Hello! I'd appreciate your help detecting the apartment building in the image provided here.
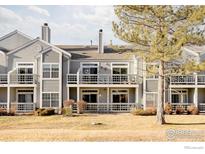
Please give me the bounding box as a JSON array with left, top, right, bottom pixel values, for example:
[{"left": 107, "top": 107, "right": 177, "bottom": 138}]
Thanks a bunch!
[{"left": 0, "top": 23, "right": 204, "bottom": 113}]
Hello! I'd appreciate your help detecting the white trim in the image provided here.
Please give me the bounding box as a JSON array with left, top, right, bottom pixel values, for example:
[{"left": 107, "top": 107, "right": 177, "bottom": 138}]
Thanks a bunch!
[
  {"left": 111, "top": 88, "right": 129, "bottom": 103},
  {"left": 59, "top": 52, "right": 62, "bottom": 112},
  {"left": 7, "top": 38, "right": 39, "bottom": 55},
  {"left": 0, "top": 30, "right": 33, "bottom": 42},
  {"left": 40, "top": 54, "right": 43, "bottom": 108},
  {"left": 38, "top": 40, "right": 71, "bottom": 57}
]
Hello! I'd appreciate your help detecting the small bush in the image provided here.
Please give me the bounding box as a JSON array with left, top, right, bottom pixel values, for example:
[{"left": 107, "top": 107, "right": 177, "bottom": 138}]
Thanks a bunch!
[
  {"left": 35, "top": 108, "right": 55, "bottom": 116},
  {"left": 175, "top": 106, "right": 185, "bottom": 114},
  {"left": 145, "top": 107, "right": 157, "bottom": 115},
  {"left": 63, "top": 99, "right": 75, "bottom": 108},
  {"left": 0, "top": 108, "right": 7, "bottom": 116},
  {"left": 164, "top": 103, "right": 173, "bottom": 115},
  {"left": 130, "top": 108, "right": 144, "bottom": 115},
  {"left": 76, "top": 100, "right": 87, "bottom": 114},
  {"left": 130, "top": 107, "right": 156, "bottom": 116},
  {"left": 62, "top": 107, "right": 72, "bottom": 116},
  {"left": 187, "top": 104, "right": 199, "bottom": 115}
]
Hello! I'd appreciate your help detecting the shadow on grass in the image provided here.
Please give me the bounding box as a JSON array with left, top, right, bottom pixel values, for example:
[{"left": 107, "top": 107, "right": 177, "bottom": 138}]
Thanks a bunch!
[{"left": 165, "top": 122, "right": 205, "bottom": 125}]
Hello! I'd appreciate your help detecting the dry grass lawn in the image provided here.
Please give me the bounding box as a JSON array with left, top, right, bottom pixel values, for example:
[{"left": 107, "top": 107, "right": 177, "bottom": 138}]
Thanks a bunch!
[{"left": 0, "top": 113, "right": 205, "bottom": 141}]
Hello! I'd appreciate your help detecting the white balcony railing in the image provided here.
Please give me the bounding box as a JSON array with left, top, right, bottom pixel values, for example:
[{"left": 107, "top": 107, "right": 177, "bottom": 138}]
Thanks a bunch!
[
  {"left": 171, "top": 103, "right": 191, "bottom": 111},
  {"left": 170, "top": 75, "right": 205, "bottom": 85},
  {"left": 199, "top": 103, "right": 205, "bottom": 112},
  {"left": 72, "top": 102, "right": 137, "bottom": 112},
  {"left": 0, "top": 102, "right": 7, "bottom": 109},
  {"left": 0, "top": 74, "right": 38, "bottom": 84},
  {"left": 170, "top": 75, "right": 195, "bottom": 85},
  {"left": 67, "top": 74, "right": 140, "bottom": 84},
  {"left": 11, "top": 102, "right": 35, "bottom": 112}
]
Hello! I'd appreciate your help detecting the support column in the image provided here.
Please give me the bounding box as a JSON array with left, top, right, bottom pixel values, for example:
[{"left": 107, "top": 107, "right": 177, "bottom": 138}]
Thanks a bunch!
[
  {"left": 67, "top": 87, "right": 70, "bottom": 100},
  {"left": 7, "top": 86, "right": 10, "bottom": 113},
  {"left": 169, "top": 87, "right": 172, "bottom": 103},
  {"left": 40, "top": 54, "right": 43, "bottom": 108},
  {"left": 77, "top": 87, "right": 80, "bottom": 101},
  {"left": 135, "top": 87, "right": 138, "bottom": 103},
  {"left": 194, "top": 88, "right": 198, "bottom": 107},
  {"left": 143, "top": 61, "right": 146, "bottom": 110},
  {"left": 34, "top": 86, "right": 37, "bottom": 109},
  {"left": 107, "top": 87, "right": 109, "bottom": 112}
]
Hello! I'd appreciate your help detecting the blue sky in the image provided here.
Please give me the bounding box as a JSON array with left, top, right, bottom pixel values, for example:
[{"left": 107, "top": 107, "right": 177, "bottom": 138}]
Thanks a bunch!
[{"left": 0, "top": 5, "right": 125, "bottom": 45}]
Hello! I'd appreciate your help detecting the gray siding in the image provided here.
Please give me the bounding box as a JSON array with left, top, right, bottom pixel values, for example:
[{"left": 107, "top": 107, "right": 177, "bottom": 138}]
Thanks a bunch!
[
  {"left": 198, "top": 88, "right": 205, "bottom": 103},
  {"left": 42, "top": 80, "right": 59, "bottom": 92},
  {"left": 8, "top": 41, "right": 49, "bottom": 71},
  {"left": 0, "top": 88, "right": 7, "bottom": 102},
  {"left": 0, "top": 52, "right": 6, "bottom": 73},
  {"left": 188, "top": 88, "right": 194, "bottom": 103},
  {"left": 43, "top": 50, "right": 59, "bottom": 63},
  {"left": 146, "top": 80, "right": 158, "bottom": 92},
  {"left": 62, "top": 56, "right": 69, "bottom": 101},
  {"left": 0, "top": 32, "right": 31, "bottom": 51},
  {"left": 69, "top": 87, "right": 77, "bottom": 101}
]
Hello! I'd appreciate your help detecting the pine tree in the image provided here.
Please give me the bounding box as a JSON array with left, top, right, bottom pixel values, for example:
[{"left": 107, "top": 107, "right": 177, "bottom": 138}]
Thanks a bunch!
[{"left": 113, "top": 6, "right": 205, "bottom": 124}]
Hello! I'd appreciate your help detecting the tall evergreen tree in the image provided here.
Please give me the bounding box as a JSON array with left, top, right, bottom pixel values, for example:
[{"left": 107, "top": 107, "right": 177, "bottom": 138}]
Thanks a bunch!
[{"left": 113, "top": 6, "right": 205, "bottom": 124}]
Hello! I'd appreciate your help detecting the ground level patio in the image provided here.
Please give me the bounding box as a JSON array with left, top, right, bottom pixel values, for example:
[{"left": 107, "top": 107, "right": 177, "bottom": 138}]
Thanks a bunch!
[{"left": 0, "top": 114, "right": 204, "bottom": 141}]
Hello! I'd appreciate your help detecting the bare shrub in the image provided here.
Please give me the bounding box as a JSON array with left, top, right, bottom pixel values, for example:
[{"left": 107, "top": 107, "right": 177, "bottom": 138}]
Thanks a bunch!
[
  {"left": 164, "top": 102, "right": 172, "bottom": 115},
  {"left": 187, "top": 104, "right": 199, "bottom": 115},
  {"left": 76, "top": 100, "right": 87, "bottom": 114},
  {"left": 175, "top": 106, "right": 185, "bottom": 114},
  {"left": 63, "top": 99, "right": 75, "bottom": 108}
]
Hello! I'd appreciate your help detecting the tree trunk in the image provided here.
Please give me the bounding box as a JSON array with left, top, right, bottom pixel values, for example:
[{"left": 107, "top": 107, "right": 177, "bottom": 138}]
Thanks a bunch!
[{"left": 156, "top": 61, "right": 166, "bottom": 124}]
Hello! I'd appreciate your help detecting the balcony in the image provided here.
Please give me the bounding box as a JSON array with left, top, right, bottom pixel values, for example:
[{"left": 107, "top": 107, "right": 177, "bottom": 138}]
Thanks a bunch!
[
  {"left": 170, "top": 75, "right": 205, "bottom": 85},
  {"left": 0, "top": 74, "right": 38, "bottom": 85},
  {"left": 67, "top": 74, "right": 140, "bottom": 85}
]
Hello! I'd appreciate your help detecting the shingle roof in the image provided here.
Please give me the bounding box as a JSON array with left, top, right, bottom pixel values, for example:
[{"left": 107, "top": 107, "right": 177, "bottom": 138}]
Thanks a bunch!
[{"left": 56, "top": 45, "right": 134, "bottom": 60}]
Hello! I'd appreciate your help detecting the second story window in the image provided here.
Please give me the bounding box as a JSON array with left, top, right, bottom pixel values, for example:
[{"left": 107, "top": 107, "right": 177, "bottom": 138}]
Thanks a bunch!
[{"left": 43, "top": 63, "right": 59, "bottom": 78}]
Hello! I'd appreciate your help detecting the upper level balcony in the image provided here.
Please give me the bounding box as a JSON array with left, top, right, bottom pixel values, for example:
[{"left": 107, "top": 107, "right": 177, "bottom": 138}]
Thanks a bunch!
[
  {"left": 67, "top": 74, "right": 140, "bottom": 85},
  {"left": 0, "top": 74, "right": 38, "bottom": 85},
  {"left": 170, "top": 75, "right": 205, "bottom": 85}
]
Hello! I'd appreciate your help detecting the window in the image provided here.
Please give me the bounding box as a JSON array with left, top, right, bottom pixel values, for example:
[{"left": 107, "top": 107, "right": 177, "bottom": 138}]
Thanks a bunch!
[
  {"left": 81, "top": 63, "right": 98, "bottom": 74},
  {"left": 42, "top": 93, "right": 59, "bottom": 107},
  {"left": 171, "top": 90, "right": 188, "bottom": 104},
  {"left": 43, "top": 64, "right": 59, "bottom": 78},
  {"left": 17, "top": 89, "right": 34, "bottom": 103},
  {"left": 112, "top": 89, "right": 128, "bottom": 103},
  {"left": 81, "top": 89, "right": 98, "bottom": 103},
  {"left": 112, "top": 63, "right": 128, "bottom": 74}
]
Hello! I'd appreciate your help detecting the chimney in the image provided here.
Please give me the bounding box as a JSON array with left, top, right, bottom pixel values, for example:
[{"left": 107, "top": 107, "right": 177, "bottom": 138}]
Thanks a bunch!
[
  {"left": 41, "top": 23, "right": 51, "bottom": 43},
  {"left": 98, "top": 29, "right": 104, "bottom": 54}
]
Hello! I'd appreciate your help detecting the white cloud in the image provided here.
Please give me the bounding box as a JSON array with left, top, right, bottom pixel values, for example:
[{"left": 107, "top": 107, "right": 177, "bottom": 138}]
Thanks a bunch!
[
  {"left": 27, "top": 5, "right": 50, "bottom": 17},
  {"left": 73, "top": 6, "right": 115, "bottom": 26},
  {"left": 0, "top": 7, "right": 22, "bottom": 23},
  {"left": 0, "top": 6, "right": 124, "bottom": 45}
]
